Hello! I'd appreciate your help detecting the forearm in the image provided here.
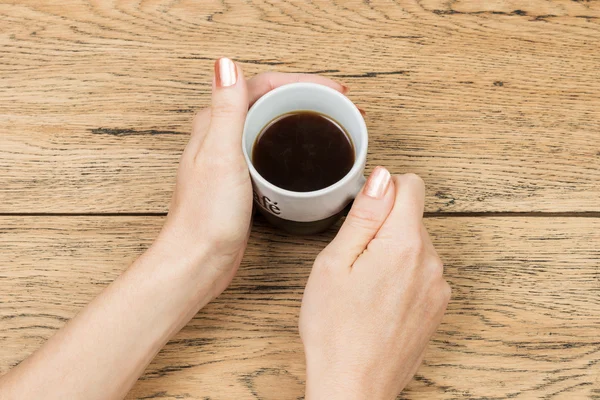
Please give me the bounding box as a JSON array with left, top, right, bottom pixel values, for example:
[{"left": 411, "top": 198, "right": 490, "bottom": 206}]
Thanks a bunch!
[{"left": 0, "top": 242, "right": 215, "bottom": 400}]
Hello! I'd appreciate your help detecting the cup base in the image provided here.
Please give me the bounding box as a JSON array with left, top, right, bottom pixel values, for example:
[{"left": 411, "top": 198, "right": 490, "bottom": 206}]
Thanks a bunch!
[{"left": 257, "top": 201, "right": 353, "bottom": 235}]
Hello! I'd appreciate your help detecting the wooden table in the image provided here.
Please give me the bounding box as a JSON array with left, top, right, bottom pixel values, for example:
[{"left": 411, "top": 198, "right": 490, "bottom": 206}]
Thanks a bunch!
[{"left": 1, "top": 1, "right": 599, "bottom": 399}]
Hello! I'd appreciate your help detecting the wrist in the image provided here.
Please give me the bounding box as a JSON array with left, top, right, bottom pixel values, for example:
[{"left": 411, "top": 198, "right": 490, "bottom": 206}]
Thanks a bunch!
[
  {"left": 305, "top": 353, "right": 395, "bottom": 400},
  {"left": 152, "top": 227, "right": 211, "bottom": 269},
  {"left": 135, "top": 238, "right": 216, "bottom": 307},
  {"left": 150, "top": 229, "right": 241, "bottom": 300},
  {"left": 305, "top": 363, "right": 372, "bottom": 400},
  {"left": 305, "top": 376, "right": 371, "bottom": 400}
]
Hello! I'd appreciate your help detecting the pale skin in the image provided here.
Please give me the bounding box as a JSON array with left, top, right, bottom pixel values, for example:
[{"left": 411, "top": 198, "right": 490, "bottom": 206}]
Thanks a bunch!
[{"left": 0, "top": 59, "right": 450, "bottom": 400}]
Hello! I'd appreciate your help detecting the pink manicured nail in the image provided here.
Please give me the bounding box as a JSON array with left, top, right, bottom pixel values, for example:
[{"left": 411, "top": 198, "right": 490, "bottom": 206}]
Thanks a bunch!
[
  {"left": 214, "top": 57, "right": 237, "bottom": 88},
  {"left": 363, "top": 166, "right": 391, "bottom": 199}
]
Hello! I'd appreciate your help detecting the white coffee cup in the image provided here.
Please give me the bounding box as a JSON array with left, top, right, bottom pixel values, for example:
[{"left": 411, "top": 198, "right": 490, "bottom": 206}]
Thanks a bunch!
[{"left": 242, "top": 83, "right": 368, "bottom": 234}]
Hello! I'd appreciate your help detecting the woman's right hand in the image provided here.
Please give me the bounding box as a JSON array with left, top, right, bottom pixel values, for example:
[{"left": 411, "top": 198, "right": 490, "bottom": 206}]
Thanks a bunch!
[{"left": 299, "top": 168, "right": 451, "bottom": 400}]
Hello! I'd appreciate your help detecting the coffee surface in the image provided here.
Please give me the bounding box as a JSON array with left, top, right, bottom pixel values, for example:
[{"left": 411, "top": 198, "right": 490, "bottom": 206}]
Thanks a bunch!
[{"left": 252, "top": 111, "right": 354, "bottom": 192}]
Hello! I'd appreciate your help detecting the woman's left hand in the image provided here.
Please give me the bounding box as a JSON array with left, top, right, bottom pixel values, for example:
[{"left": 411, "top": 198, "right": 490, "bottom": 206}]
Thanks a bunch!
[
  {"left": 156, "top": 59, "right": 348, "bottom": 298},
  {"left": 0, "top": 59, "right": 348, "bottom": 400}
]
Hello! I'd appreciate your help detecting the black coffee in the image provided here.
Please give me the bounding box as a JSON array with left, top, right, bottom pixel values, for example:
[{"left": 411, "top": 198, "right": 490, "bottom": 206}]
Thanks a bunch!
[{"left": 252, "top": 111, "right": 354, "bottom": 192}]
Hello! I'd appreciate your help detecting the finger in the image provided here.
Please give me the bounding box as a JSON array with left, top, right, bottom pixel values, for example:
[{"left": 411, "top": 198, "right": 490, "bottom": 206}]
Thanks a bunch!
[
  {"left": 377, "top": 173, "right": 425, "bottom": 240},
  {"left": 421, "top": 222, "right": 444, "bottom": 281},
  {"left": 322, "top": 167, "right": 394, "bottom": 267},
  {"left": 202, "top": 58, "right": 249, "bottom": 153},
  {"left": 247, "top": 72, "right": 347, "bottom": 106},
  {"left": 188, "top": 71, "right": 346, "bottom": 154}
]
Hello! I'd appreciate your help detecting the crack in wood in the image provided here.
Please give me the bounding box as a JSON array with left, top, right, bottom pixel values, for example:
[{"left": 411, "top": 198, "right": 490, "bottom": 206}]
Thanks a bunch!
[{"left": 90, "top": 128, "right": 184, "bottom": 136}]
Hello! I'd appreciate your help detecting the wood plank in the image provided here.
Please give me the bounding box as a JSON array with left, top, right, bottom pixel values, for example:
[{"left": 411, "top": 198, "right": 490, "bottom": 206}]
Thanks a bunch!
[
  {"left": 1, "top": 1, "right": 599, "bottom": 213},
  {"left": 1, "top": 216, "right": 598, "bottom": 399}
]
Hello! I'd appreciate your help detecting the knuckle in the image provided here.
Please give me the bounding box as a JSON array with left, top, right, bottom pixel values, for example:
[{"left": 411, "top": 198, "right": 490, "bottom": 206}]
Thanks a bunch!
[
  {"left": 312, "top": 251, "right": 340, "bottom": 281},
  {"left": 210, "top": 102, "right": 237, "bottom": 120},
  {"left": 255, "top": 71, "right": 276, "bottom": 83},
  {"left": 427, "top": 258, "right": 444, "bottom": 278},
  {"left": 346, "top": 207, "right": 380, "bottom": 230},
  {"left": 252, "top": 72, "right": 278, "bottom": 93},
  {"left": 314, "top": 250, "right": 337, "bottom": 270},
  {"left": 440, "top": 281, "right": 452, "bottom": 303},
  {"left": 433, "top": 256, "right": 444, "bottom": 270}
]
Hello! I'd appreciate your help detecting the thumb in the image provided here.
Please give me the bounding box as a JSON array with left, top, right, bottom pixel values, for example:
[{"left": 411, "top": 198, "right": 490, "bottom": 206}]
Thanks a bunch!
[
  {"left": 322, "top": 167, "right": 394, "bottom": 268},
  {"left": 203, "top": 57, "right": 249, "bottom": 153}
]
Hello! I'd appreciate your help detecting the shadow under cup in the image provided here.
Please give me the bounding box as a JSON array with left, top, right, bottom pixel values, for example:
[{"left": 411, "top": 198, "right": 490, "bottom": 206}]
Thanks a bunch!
[{"left": 242, "top": 83, "right": 368, "bottom": 235}]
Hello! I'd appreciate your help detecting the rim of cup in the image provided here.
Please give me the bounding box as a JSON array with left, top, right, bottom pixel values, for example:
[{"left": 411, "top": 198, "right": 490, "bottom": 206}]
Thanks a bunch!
[{"left": 242, "top": 82, "right": 368, "bottom": 199}]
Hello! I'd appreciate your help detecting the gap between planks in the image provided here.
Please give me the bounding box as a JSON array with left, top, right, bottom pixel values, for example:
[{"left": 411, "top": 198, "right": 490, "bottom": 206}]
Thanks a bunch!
[{"left": 0, "top": 212, "right": 599, "bottom": 218}]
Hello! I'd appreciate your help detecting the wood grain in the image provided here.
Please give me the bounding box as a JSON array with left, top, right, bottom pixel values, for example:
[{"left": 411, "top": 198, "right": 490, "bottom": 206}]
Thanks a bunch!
[
  {"left": 1, "top": 0, "right": 599, "bottom": 213},
  {"left": 2, "top": 1, "right": 599, "bottom": 399},
  {"left": 1, "top": 216, "right": 598, "bottom": 399}
]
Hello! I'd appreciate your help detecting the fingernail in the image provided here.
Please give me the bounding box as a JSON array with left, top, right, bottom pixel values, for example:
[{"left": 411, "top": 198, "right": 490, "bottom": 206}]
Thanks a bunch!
[
  {"left": 341, "top": 83, "right": 350, "bottom": 94},
  {"left": 363, "top": 166, "right": 391, "bottom": 199},
  {"left": 357, "top": 106, "right": 366, "bottom": 117},
  {"left": 214, "top": 57, "right": 237, "bottom": 88}
]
